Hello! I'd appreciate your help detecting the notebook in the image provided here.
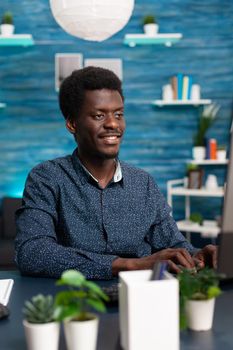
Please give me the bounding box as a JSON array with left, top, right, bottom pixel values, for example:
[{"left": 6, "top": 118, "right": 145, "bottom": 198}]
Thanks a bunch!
[{"left": 0, "top": 279, "right": 14, "bottom": 306}]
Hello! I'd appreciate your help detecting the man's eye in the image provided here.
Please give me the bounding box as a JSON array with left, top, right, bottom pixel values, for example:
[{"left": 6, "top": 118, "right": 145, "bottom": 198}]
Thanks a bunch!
[
  {"left": 115, "top": 112, "right": 124, "bottom": 119},
  {"left": 94, "top": 114, "right": 105, "bottom": 120}
]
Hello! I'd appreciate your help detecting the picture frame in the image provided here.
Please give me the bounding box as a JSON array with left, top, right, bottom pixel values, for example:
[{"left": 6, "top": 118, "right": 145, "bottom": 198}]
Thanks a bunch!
[
  {"left": 188, "top": 169, "right": 204, "bottom": 189},
  {"left": 55, "top": 53, "right": 83, "bottom": 91}
]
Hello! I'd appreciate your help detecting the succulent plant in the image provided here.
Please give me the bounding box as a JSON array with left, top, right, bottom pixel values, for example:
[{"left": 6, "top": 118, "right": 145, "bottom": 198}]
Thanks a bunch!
[
  {"left": 23, "top": 294, "right": 55, "bottom": 323},
  {"left": 142, "top": 15, "right": 157, "bottom": 25},
  {"left": 2, "top": 12, "right": 13, "bottom": 25}
]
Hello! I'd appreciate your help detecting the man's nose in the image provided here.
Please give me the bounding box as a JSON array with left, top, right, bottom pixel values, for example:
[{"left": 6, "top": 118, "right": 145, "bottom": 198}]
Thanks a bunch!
[{"left": 104, "top": 114, "right": 119, "bottom": 128}]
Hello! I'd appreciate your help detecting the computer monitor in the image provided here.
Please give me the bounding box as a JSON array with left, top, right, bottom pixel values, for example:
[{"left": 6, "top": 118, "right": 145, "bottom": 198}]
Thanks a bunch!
[{"left": 217, "top": 120, "right": 233, "bottom": 278}]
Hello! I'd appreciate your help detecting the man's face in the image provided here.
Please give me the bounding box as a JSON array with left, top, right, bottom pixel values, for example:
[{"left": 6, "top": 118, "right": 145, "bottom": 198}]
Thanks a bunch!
[{"left": 67, "top": 89, "right": 125, "bottom": 160}]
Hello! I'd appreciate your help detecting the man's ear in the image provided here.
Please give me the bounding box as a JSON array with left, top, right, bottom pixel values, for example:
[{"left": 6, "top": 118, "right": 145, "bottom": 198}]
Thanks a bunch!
[{"left": 66, "top": 119, "right": 77, "bottom": 134}]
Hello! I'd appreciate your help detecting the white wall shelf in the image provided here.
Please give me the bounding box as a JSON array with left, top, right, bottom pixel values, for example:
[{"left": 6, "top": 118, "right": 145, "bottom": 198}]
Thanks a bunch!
[
  {"left": 177, "top": 220, "right": 220, "bottom": 238},
  {"left": 0, "top": 34, "right": 34, "bottom": 47},
  {"left": 167, "top": 177, "right": 225, "bottom": 240},
  {"left": 124, "top": 33, "right": 182, "bottom": 47},
  {"left": 188, "top": 159, "right": 228, "bottom": 165},
  {"left": 152, "top": 99, "right": 212, "bottom": 107}
]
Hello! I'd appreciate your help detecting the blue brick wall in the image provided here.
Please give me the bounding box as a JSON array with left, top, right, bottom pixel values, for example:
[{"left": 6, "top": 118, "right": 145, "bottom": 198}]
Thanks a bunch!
[{"left": 0, "top": 0, "right": 232, "bottom": 225}]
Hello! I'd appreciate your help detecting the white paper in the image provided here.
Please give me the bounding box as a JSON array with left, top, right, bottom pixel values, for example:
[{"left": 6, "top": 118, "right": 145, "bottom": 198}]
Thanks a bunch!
[{"left": 0, "top": 279, "right": 14, "bottom": 306}]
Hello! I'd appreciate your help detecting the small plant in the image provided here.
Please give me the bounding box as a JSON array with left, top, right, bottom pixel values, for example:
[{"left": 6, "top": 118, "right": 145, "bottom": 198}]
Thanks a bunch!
[
  {"left": 178, "top": 267, "right": 222, "bottom": 329},
  {"left": 2, "top": 12, "right": 13, "bottom": 25},
  {"left": 189, "top": 212, "right": 203, "bottom": 225},
  {"left": 217, "top": 145, "right": 226, "bottom": 151},
  {"left": 142, "top": 15, "right": 157, "bottom": 25},
  {"left": 23, "top": 294, "right": 55, "bottom": 323},
  {"left": 186, "top": 163, "right": 199, "bottom": 172},
  {"left": 54, "top": 270, "right": 109, "bottom": 322},
  {"left": 193, "top": 103, "right": 220, "bottom": 147}
]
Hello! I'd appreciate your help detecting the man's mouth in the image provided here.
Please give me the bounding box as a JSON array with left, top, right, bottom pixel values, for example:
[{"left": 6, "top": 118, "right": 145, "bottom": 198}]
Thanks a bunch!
[{"left": 99, "top": 133, "right": 122, "bottom": 144}]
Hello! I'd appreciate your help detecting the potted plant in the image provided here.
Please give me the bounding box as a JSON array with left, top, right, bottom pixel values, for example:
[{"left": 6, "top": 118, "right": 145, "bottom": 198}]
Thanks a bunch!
[
  {"left": 54, "top": 269, "right": 108, "bottom": 350},
  {"left": 142, "top": 15, "right": 159, "bottom": 36},
  {"left": 178, "top": 267, "right": 222, "bottom": 331},
  {"left": 192, "top": 103, "right": 220, "bottom": 161},
  {"left": 1, "top": 12, "right": 14, "bottom": 36},
  {"left": 23, "top": 294, "right": 60, "bottom": 350},
  {"left": 189, "top": 212, "right": 203, "bottom": 225},
  {"left": 217, "top": 145, "right": 227, "bottom": 161}
]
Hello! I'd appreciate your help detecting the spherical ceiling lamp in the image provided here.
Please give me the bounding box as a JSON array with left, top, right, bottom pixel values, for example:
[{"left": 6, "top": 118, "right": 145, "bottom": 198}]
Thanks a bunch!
[{"left": 50, "top": 0, "right": 135, "bottom": 42}]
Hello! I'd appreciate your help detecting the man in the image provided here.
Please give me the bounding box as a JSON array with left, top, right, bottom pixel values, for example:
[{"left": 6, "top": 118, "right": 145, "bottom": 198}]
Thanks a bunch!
[{"left": 15, "top": 67, "right": 217, "bottom": 279}]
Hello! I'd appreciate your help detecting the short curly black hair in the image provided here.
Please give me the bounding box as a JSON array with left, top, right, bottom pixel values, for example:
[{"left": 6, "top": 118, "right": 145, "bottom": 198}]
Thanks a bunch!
[{"left": 59, "top": 66, "right": 124, "bottom": 121}]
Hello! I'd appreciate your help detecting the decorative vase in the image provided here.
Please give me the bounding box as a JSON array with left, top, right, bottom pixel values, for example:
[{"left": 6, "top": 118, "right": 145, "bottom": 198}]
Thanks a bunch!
[
  {"left": 192, "top": 146, "right": 206, "bottom": 161},
  {"left": 185, "top": 298, "right": 215, "bottom": 331},
  {"left": 143, "top": 23, "right": 159, "bottom": 36},
  {"left": 0, "top": 24, "right": 15, "bottom": 36},
  {"left": 23, "top": 320, "right": 60, "bottom": 350},
  {"left": 64, "top": 316, "right": 99, "bottom": 350}
]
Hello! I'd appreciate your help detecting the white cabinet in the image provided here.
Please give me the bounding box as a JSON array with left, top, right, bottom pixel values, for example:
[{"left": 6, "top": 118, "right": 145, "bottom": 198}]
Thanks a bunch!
[{"left": 167, "top": 160, "right": 228, "bottom": 240}]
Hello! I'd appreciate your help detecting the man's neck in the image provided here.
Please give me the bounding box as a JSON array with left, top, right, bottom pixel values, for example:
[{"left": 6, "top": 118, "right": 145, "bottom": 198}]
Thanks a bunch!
[{"left": 77, "top": 152, "right": 116, "bottom": 189}]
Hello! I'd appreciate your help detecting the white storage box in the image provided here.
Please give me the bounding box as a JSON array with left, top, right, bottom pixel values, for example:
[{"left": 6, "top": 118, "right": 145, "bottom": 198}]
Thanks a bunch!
[{"left": 119, "top": 270, "right": 179, "bottom": 350}]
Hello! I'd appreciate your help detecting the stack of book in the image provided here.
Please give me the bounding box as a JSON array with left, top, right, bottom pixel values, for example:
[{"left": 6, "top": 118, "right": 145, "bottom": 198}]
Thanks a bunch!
[{"left": 170, "top": 74, "right": 193, "bottom": 100}]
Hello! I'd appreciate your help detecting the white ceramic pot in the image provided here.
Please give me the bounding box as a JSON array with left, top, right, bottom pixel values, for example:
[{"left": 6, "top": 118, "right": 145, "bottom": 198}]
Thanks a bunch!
[
  {"left": 192, "top": 146, "right": 206, "bottom": 161},
  {"left": 0, "top": 24, "right": 15, "bottom": 36},
  {"left": 23, "top": 320, "right": 60, "bottom": 350},
  {"left": 217, "top": 149, "right": 227, "bottom": 161},
  {"left": 205, "top": 174, "right": 218, "bottom": 190},
  {"left": 143, "top": 23, "right": 159, "bottom": 36},
  {"left": 185, "top": 298, "right": 215, "bottom": 331},
  {"left": 64, "top": 316, "right": 99, "bottom": 350}
]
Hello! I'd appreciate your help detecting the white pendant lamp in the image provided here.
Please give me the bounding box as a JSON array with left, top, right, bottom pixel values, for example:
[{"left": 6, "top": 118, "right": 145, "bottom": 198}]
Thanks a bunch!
[{"left": 50, "top": 0, "right": 135, "bottom": 42}]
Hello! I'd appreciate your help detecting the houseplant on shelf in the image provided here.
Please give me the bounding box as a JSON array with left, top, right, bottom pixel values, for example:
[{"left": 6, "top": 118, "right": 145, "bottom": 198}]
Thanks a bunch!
[
  {"left": 192, "top": 103, "right": 220, "bottom": 161},
  {"left": 1, "top": 11, "right": 14, "bottom": 36},
  {"left": 23, "top": 294, "right": 60, "bottom": 350},
  {"left": 178, "top": 267, "right": 222, "bottom": 331},
  {"left": 54, "top": 269, "right": 108, "bottom": 350},
  {"left": 142, "top": 15, "right": 159, "bottom": 36}
]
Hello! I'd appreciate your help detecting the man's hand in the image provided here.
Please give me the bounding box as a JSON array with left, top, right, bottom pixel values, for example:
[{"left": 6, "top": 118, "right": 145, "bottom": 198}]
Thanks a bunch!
[
  {"left": 112, "top": 248, "right": 195, "bottom": 275},
  {"left": 193, "top": 244, "right": 218, "bottom": 269}
]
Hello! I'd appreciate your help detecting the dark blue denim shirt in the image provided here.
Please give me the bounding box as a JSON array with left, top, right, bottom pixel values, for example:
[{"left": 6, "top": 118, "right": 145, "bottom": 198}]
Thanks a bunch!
[{"left": 15, "top": 149, "right": 195, "bottom": 279}]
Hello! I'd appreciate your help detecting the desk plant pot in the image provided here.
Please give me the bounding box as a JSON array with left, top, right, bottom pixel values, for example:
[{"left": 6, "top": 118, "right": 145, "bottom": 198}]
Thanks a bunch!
[
  {"left": 185, "top": 298, "right": 215, "bottom": 331},
  {"left": 192, "top": 146, "right": 206, "bottom": 161},
  {"left": 23, "top": 294, "right": 59, "bottom": 350},
  {"left": 1, "top": 12, "right": 14, "bottom": 36},
  {"left": 217, "top": 147, "right": 227, "bottom": 161},
  {"left": 178, "top": 267, "right": 221, "bottom": 331},
  {"left": 23, "top": 320, "right": 60, "bottom": 350},
  {"left": 64, "top": 316, "right": 99, "bottom": 350},
  {"left": 142, "top": 15, "right": 158, "bottom": 35},
  {"left": 54, "top": 270, "right": 108, "bottom": 350}
]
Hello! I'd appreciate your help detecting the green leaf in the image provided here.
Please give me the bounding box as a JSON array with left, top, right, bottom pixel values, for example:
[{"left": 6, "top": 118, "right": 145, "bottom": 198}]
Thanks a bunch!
[
  {"left": 84, "top": 281, "right": 109, "bottom": 301},
  {"left": 207, "top": 286, "right": 221, "bottom": 299},
  {"left": 57, "top": 270, "right": 85, "bottom": 287},
  {"left": 86, "top": 298, "right": 107, "bottom": 313}
]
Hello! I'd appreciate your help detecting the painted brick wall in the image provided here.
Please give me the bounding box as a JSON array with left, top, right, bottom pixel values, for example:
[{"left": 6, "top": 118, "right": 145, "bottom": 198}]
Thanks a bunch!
[{"left": 0, "top": 0, "right": 232, "bottom": 227}]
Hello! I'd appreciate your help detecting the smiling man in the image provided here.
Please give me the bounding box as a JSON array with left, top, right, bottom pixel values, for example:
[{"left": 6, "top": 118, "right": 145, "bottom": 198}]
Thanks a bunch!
[{"left": 15, "top": 67, "right": 217, "bottom": 279}]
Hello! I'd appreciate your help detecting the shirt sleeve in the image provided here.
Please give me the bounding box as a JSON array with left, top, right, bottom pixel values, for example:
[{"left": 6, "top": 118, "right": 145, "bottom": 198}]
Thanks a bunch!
[
  {"left": 15, "top": 165, "right": 118, "bottom": 280},
  {"left": 146, "top": 175, "right": 197, "bottom": 255}
]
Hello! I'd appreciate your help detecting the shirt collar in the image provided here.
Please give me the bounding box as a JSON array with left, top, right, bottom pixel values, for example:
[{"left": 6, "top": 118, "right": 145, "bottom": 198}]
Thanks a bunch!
[{"left": 72, "top": 148, "right": 122, "bottom": 184}]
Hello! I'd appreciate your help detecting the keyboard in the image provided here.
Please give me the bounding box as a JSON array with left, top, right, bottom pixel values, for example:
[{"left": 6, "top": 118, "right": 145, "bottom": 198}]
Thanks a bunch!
[{"left": 101, "top": 283, "right": 119, "bottom": 304}]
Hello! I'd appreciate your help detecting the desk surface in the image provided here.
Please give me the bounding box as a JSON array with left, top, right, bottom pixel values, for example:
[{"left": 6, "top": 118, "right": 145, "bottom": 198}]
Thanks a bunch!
[{"left": 0, "top": 271, "right": 233, "bottom": 350}]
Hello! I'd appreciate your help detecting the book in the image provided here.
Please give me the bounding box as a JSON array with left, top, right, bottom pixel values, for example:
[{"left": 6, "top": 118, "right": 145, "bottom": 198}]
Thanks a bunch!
[
  {"left": 0, "top": 279, "right": 14, "bottom": 306},
  {"left": 182, "top": 75, "right": 189, "bottom": 100},
  {"left": 209, "top": 139, "right": 217, "bottom": 160},
  {"left": 170, "top": 76, "right": 178, "bottom": 100},
  {"left": 177, "top": 73, "right": 183, "bottom": 100},
  {"left": 187, "top": 75, "right": 193, "bottom": 99}
]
